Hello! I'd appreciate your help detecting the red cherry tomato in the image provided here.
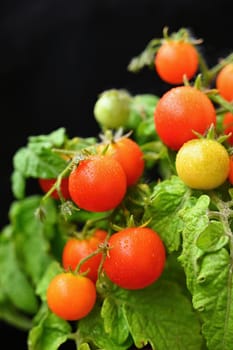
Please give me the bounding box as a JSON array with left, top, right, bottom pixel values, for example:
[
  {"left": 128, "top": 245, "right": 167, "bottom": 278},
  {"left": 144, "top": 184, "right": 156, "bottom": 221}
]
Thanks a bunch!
[
  {"left": 103, "top": 226, "right": 166, "bottom": 290},
  {"left": 38, "top": 177, "right": 70, "bottom": 200},
  {"left": 99, "top": 137, "right": 145, "bottom": 186},
  {"left": 68, "top": 155, "right": 127, "bottom": 212},
  {"left": 62, "top": 229, "right": 107, "bottom": 282},
  {"left": 154, "top": 85, "right": 216, "bottom": 150},
  {"left": 222, "top": 112, "right": 233, "bottom": 145}
]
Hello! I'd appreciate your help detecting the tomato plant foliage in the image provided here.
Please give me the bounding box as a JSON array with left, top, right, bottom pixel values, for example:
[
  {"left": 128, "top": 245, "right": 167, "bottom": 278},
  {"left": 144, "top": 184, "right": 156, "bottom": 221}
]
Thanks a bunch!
[{"left": 1, "top": 27, "right": 233, "bottom": 350}]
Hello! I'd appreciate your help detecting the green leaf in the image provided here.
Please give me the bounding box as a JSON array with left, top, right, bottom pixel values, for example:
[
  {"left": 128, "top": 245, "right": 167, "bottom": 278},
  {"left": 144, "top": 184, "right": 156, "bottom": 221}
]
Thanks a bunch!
[
  {"left": 144, "top": 176, "right": 192, "bottom": 252},
  {"left": 195, "top": 249, "right": 233, "bottom": 350},
  {"left": 78, "top": 344, "right": 91, "bottom": 350},
  {"left": 28, "top": 127, "right": 67, "bottom": 150},
  {"left": 0, "top": 232, "right": 39, "bottom": 315},
  {"left": 11, "top": 169, "right": 26, "bottom": 199},
  {"left": 9, "top": 195, "right": 56, "bottom": 285},
  {"left": 97, "top": 278, "right": 203, "bottom": 350},
  {"left": 127, "top": 94, "right": 159, "bottom": 132},
  {"left": 0, "top": 299, "right": 33, "bottom": 330},
  {"left": 28, "top": 312, "right": 72, "bottom": 350},
  {"left": 78, "top": 304, "right": 133, "bottom": 350},
  {"left": 13, "top": 147, "right": 68, "bottom": 179},
  {"left": 101, "top": 297, "right": 129, "bottom": 344},
  {"left": 178, "top": 195, "right": 210, "bottom": 293},
  {"left": 196, "top": 220, "right": 229, "bottom": 252},
  {"left": 179, "top": 195, "right": 233, "bottom": 350},
  {"left": 123, "top": 281, "right": 202, "bottom": 350}
]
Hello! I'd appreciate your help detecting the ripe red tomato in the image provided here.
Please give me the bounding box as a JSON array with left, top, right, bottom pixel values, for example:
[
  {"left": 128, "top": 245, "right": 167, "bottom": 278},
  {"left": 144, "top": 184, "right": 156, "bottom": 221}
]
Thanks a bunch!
[
  {"left": 38, "top": 177, "right": 70, "bottom": 200},
  {"left": 222, "top": 112, "right": 233, "bottom": 145},
  {"left": 154, "top": 85, "right": 216, "bottom": 150},
  {"left": 103, "top": 227, "right": 166, "bottom": 290},
  {"left": 46, "top": 272, "right": 96, "bottom": 320},
  {"left": 228, "top": 156, "right": 233, "bottom": 185},
  {"left": 68, "top": 155, "right": 127, "bottom": 212},
  {"left": 62, "top": 229, "right": 107, "bottom": 282},
  {"left": 216, "top": 63, "right": 233, "bottom": 102},
  {"left": 99, "top": 137, "right": 145, "bottom": 186},
  {"left": 154, "top": 40, "right": 199, "bottom": 84}
]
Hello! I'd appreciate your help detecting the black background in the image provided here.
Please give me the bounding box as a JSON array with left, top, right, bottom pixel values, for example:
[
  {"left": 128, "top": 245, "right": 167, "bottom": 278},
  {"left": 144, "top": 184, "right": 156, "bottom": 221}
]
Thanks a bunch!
[{"left": 0, "top": 0, "right": 232, "bottom": 348}]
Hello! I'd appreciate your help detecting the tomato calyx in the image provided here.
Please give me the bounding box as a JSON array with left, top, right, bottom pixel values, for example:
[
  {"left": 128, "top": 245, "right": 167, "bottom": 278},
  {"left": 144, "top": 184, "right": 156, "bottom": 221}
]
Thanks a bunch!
[
  {"left": 99, "top": 128, "right": 133, "bottom": 146},
  {"left": 161, "top": 26, "right": 202, "bottom": 46},
  {"left": 111, "top": 213, "right": 152, "bottom": 233}
]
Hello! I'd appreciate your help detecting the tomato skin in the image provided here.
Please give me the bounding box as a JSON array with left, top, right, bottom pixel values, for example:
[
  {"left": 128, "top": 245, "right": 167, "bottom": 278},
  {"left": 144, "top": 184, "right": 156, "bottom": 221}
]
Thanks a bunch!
[
  {"left": 154, "top": 86, "right": 216, "bottom": 150},
  {"left": 155, "top": 40, "right": 199, "bottom": 84},
  {"left": 46, "top": 272, "right": 96, "bottom": 320},
  {"left": 99, "top": 137, "right": 145, "bottom": 186},
  {"left": 103, "top": 227, "right": 166, "bottom": 290},
  {"left": 228, "top": 157, "right": 233, "bottom": 185},
  {"left": 62, "top": 229, "right": 107, "bottom": 282},
  {"left": 38, "top": 177, "right": 70, "bottom": 200},
  {"left": 216, "top": 63, "right": 233, "bottom": 102},
  {"left": 222, "top": 112, "right": 233, "bottom": 145},
  {"left": 68, "top": 155, "right": 127, "bottom": 212},
  {"left": 176, "top": 139, "right": 230, "bottom": 190}
]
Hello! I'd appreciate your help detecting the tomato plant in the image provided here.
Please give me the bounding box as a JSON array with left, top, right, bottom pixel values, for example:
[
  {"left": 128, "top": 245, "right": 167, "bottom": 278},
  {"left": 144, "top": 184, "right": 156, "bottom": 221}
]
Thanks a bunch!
[
  {"left": 215, "top": 63, "right": 233, "bottom": 102},
  {"left": 175, "top": 138, "right": 230, "bottom": 190},
  {"left": 68, "top": 154, "right": 127, "bottom": 212},
  {"left": 154, "top": 40, "right": 199, "bottom": 85},
  {"left": 3, "top": 26, "right": 233, "bottom": 350},
  {"left": 38, "top": 177, "right": 70, "bottom": 200},
  {"left": 62, "top": 229, "right": 107, "bottom": 282},
  {"left": 46, "top": 272, "right": 96, "bottom": 320},
  {"left": 154, "top": 85, "right": 216, "bottom": 150},
  {"left": 99, "top": 136, "right": 145, "bottom": 186},
  {"left": 103, "top": 226, "right": 166, "bottom": 290}
]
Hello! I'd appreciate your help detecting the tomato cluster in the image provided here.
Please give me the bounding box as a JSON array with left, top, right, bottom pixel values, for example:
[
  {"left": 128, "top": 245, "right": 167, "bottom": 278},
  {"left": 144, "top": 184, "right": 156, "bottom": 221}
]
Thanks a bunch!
[
  {"left": 41, "top": 136, "right": 161, "bottom": 321},
  {"left": 43, "top": 27, "right": 233, "bottom": 326},
  {"left": 39, "top": 135, "right": 145, "bottom": 212}
]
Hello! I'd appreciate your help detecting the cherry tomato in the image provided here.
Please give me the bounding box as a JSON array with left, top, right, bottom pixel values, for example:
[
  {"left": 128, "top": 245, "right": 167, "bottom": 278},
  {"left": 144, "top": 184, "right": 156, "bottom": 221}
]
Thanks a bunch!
[
  {"left": 103, "top": 227, "right": 166, "bottom": 290},
  {"left": 99, "top": 137, "right": 145, "bottom": 186},
  {"left": 228, "top": 156, "right": 233, "bottom": 185},
  {"left": 94, "top": 89, "right": 132, "bottom": 129},
  {"left": 216, "top": 63, "right": 233, "bottom": 102},
  {"left": 175, "top": 138, "right": 230, "bottom": 190},
  {"left": 154, "top": 86, "right": 216, "bottom": 150},
  {"left": 38, "top": 177, "right": 70, "bottom": 200},
  {"left": 222, "top": 112, "right": 233, "bottom": 145},
  {"left": 154, "top": 40, "right": 199, "bottom": 84},
  {"left": 68, "top": 155, "right": 127, "bottom": 212},
  {"left": 62, "top": 229, "right": 107, "bottom": 282},
  {"left": 46, "top": 272, "right": 96, "bottom": 320}
]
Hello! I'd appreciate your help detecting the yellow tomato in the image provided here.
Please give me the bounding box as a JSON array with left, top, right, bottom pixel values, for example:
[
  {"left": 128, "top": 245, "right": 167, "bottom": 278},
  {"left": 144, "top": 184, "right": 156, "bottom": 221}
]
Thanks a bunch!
[{"left": 175, "top": 139, "right": 230, "bottom": 190}]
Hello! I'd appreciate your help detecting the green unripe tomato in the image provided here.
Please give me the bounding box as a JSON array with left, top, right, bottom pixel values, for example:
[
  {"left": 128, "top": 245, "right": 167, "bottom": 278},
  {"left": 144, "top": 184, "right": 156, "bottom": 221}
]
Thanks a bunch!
[{"left": 94, "top": 89, "right": 132, "bottom": 129}]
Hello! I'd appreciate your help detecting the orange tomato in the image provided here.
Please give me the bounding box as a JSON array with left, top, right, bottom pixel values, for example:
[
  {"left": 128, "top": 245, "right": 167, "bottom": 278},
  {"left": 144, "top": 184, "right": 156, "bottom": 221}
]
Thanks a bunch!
[
  {"left": 46, "top": 272, "right": 96, "bottom": 321},
  {"left": 154, "top": 40, "right": 199, "bottom": 84},
  {"left": 216, "top": 63, "right": 233, "bottom": 102}
]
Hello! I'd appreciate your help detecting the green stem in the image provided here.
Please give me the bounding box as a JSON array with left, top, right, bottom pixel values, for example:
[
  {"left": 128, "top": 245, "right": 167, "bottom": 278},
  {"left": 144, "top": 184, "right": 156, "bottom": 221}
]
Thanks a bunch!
[{"left": 74, "top": 247, "right": 103, "bottom": 275}]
